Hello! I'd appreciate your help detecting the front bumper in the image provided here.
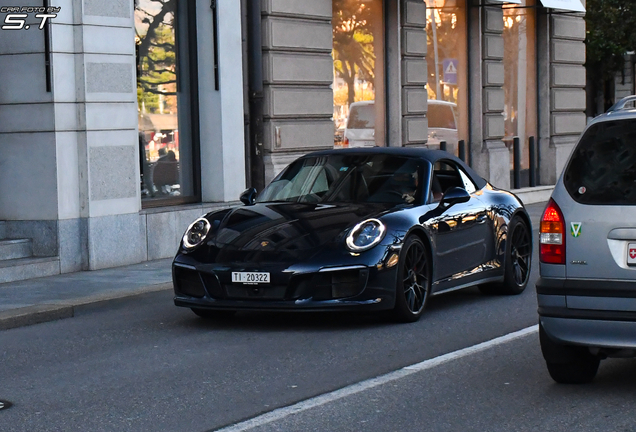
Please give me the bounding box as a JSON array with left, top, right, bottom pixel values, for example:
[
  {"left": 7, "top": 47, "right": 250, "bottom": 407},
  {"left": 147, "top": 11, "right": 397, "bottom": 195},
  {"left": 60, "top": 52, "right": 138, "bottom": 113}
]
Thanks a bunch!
[
  {"left": 172, "top": 254, "right": 399, "bottom": 312},
  {"left": 537, "top": 277, "right": 636, "bottom": 349}
]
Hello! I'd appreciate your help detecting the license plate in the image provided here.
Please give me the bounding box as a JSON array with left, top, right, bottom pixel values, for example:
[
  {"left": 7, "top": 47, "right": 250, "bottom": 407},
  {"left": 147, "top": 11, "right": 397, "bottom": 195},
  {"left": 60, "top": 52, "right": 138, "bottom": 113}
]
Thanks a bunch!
[
  {"left": 232, "top": 272, "right": 270, "bottom": 284},
  {"left": 628, "top": 243, "right": 636, "bottom": 265}
]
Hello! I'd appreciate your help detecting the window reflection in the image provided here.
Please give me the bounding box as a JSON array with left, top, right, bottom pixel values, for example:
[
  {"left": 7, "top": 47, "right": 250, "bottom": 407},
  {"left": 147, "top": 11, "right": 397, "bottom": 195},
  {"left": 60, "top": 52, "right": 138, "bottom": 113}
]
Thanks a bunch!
[
  {"left": 332, "top": 0, "right": 385, "bottom": 148},
  {"left": 503, "top": 0, "right": 537, "bottom": 186},
  {"left": 426, "top": 0, "right": 467, "bottom": 154},
  {"left": 135, "top": 0, "right": 189, "bottom": 201}
]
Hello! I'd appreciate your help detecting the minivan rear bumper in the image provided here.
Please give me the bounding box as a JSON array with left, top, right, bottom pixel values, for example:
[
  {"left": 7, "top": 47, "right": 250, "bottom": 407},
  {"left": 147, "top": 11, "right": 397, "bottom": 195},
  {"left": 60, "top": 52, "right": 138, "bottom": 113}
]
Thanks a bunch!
[
  {"left": 540, "top": 316, "right": 636, "bottom": 349},
  {"left": 536, "top": 277, "right": 636, "bottom": 297},
  {"left": 537, "top": 277, "right": 636, "bottom": 348}
]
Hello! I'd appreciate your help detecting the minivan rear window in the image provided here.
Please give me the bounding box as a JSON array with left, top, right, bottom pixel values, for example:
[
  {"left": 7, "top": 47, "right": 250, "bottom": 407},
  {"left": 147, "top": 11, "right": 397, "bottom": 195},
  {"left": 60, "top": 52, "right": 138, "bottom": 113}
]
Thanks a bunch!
[
  {"left": 347, "top": 104, "right": 375, "bottom": 129},
  {"left": 564, "top": 119, "right": 636, "bottom": 205},
  {"left": 428, "top": 103, "right": 456, "bottom": 129}
]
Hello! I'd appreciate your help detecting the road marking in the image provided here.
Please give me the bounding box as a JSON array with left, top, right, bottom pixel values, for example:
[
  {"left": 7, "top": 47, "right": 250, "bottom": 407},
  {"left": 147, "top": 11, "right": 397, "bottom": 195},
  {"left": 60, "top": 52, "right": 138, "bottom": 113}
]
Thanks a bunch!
[{"left": 214, "top": 325, "right": 538, "bottom": 432}]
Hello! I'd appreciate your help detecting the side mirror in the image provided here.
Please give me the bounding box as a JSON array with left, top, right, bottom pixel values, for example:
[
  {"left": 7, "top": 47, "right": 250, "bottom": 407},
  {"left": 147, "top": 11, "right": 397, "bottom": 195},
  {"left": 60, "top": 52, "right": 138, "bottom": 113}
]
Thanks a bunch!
[
  {"left": 240, "top": 187, "right": 257, "bottom": 205},
  {"left": 440, "top": 186, "right": 470, "bottom": 207}
]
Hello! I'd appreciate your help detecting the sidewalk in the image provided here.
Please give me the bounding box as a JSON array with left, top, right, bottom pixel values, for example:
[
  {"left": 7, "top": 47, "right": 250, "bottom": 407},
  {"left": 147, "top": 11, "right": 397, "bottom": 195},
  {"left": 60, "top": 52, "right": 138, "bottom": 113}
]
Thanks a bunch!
[
  {"left": 0, "top": 258, "right": 173, "bottom": 330},
  {"left": 0, "top": 200, "right": 548, "bottom": 331}
]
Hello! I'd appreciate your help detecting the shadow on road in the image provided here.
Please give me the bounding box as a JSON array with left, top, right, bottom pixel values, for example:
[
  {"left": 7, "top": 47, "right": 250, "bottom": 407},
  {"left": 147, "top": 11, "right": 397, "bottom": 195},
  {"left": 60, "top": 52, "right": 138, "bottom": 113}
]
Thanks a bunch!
[{"left": 173, "top": 284, "right": 534, "bottom": 333}]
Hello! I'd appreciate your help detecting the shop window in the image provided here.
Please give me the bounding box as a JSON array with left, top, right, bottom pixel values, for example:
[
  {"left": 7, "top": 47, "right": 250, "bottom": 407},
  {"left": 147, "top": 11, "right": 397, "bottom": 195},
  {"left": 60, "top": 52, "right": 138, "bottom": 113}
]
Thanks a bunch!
[
  {"left": 135, "top": 0, "right": 199, "bottom": 206},
  {"left": 426, "top": 0, "right": 468, "bottom": 154},
  {"left": 332, "top": 0, "right": 385, "bottom": 148},
  {"left": 503, "top": 0, "right": 537, "bottom": 187}
]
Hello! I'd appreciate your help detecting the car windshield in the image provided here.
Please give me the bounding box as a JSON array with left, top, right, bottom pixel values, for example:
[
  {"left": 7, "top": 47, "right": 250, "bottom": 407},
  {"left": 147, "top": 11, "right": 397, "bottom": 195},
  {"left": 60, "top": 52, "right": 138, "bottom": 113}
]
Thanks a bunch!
[
  {"left": 564, "top": 119, "right": 636, "bottom": 205},
  {"left": 257, "top": 154, "right": 423, "bottom": 205}
]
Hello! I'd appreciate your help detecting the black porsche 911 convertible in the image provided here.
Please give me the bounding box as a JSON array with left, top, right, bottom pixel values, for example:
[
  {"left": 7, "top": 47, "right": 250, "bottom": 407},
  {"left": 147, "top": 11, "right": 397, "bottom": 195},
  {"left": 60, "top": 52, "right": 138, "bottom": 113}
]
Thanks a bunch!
[{"left": 173, "top": 147, "right": 531, "bottom": 322}]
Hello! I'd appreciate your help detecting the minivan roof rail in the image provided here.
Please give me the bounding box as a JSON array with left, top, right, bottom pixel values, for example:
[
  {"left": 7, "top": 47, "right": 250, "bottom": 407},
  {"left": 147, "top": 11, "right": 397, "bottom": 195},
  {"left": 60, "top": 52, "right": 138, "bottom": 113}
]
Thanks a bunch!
[{"left": 606, "top": 95, "right": 636, "bottom": 113}]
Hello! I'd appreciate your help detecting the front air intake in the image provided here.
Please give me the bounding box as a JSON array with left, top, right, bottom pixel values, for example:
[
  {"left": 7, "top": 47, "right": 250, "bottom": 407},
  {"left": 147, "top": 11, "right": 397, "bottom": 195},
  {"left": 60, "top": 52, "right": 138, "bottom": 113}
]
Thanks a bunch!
[{"left": 174, "top": 267, "right": 206, "bottom": 298}]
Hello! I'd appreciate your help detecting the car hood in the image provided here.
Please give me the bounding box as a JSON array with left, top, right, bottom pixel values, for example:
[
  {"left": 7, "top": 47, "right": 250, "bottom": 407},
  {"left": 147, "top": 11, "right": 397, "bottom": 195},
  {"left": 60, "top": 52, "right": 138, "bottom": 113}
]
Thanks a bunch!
[{"left": 200, "top": 202, "right": 394, "bottom": 265}]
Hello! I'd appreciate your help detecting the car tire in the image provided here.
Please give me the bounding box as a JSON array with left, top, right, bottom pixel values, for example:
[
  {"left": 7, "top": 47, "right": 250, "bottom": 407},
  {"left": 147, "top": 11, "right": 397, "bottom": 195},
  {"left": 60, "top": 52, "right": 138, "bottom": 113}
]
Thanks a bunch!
[
  {"left": 392, "top": 235, "right": 431, "bottom": 323},
  {"left": 191, "top": 308, "right": 236, "bottom": 320},
  {"left": 539, "top": 322, "right": 600, "bottom": 384},
  {"left": 479, "top": 216, "right": 531, "bottom": 295}
]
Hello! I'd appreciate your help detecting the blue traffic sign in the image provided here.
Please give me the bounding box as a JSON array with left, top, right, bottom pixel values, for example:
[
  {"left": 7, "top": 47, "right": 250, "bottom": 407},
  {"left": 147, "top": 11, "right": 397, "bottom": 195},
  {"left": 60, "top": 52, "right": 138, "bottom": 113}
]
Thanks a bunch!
[{"left": 442, "top": 59, "right": 458, "bottom": 85}]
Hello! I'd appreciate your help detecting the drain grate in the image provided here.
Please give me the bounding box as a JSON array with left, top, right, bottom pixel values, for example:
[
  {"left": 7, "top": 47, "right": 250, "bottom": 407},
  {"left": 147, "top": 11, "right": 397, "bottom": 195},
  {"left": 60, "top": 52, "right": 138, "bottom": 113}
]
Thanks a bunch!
[{"left": 0, "top": 400, "right": 12, "bottom": 410}]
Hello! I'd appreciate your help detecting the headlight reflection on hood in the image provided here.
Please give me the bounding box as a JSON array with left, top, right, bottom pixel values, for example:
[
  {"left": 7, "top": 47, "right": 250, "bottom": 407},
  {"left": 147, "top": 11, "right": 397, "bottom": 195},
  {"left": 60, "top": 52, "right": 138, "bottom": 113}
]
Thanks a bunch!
[
  {"left": 182, "top": 218, "right": 211, "bottom": 250},
  {"left": 346, "top": 219, "right": 386, "bottom": 252}
]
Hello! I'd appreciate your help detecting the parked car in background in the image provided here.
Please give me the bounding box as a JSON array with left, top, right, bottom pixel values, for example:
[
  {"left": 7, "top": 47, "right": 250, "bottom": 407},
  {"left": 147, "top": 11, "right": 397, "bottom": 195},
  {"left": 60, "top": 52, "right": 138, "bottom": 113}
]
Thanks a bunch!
[
  {"left": 343, "top": 101, "right": 376, "bottom": 148},
  {"left": 537, "top": 95, "right": 636, "bottom": 384},
  {"left": 427, "top": 100, "right": 458, "bottom": 153},
  {"left": 173, "top": 147, "right": 532, "bottom": 323}
]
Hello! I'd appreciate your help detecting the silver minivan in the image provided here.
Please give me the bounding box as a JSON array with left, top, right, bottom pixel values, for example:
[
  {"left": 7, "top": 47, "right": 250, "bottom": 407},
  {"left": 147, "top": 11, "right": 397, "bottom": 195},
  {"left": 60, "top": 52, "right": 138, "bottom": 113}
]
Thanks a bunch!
[
  {"left": 343, "top": 101, "right": 375, "bottom": 148},
  {"left": 537, "top": 95, "right": 636, "bottom": 383},
  {"left": 427, "top": 100, "right": 458, "bottom": 152}
]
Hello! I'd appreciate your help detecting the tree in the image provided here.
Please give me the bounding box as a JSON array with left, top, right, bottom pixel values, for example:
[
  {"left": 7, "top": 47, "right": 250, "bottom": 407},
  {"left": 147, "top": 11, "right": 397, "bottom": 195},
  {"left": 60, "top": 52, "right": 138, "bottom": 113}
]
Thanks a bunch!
[
  {"left": 135, "top": 0, "right": 177, "bottom": 113},
  {"left": 332, "top": 0, "right": 378, "bottom": 105},
  {"left": 585, "top": 0, "right": 636, "bottom": 112}
]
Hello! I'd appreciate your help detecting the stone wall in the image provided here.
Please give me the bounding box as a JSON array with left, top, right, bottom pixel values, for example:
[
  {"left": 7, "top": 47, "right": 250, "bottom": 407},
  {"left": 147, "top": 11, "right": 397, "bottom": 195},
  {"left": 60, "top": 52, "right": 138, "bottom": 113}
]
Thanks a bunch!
[
  {"left": 469, "top": 2, "right": 509, "bottom": 189},
  {"left": 260, "top": 0, "right": 335, "bottom": 182},
  {"left": 543, "top": 13, "right": 586, "bottom": 185},
  {"left": 401, "top": 0, "right": 428, "bottom": 146}
]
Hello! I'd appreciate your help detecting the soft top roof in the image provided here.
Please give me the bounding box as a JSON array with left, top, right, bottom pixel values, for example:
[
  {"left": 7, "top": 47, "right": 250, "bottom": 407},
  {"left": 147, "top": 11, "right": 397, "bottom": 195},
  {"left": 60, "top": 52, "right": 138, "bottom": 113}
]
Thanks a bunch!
[{"left": 304, "top": 147, "right": 488, "bottom": 190}]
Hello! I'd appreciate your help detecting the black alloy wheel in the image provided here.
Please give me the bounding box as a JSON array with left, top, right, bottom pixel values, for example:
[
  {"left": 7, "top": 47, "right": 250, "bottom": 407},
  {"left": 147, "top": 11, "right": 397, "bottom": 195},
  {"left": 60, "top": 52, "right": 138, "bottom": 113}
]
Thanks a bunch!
[
  {"left": 479, "top": 216, "right": 531, "bottom": 295},
  {"left": 393, "top": 235, "right": 430, "bottom": 322},
  {"left": 509, "top": 218, "right": 531, "bottom": 287}
]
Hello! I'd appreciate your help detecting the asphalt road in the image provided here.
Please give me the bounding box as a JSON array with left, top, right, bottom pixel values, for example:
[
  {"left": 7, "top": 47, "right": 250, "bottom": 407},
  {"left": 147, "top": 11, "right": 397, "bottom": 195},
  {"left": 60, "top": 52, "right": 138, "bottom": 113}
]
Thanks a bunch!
[{"left": 1, "top": 237, "right": 635, "bottom": 432}]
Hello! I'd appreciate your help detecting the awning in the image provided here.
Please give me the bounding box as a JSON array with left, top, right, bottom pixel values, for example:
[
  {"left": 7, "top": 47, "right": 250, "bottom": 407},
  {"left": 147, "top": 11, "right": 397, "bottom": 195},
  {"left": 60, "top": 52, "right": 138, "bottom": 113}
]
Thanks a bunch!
[
  {"left": 538, "top": 0, "right": 585, "bottom": 12},
  {"left": 486, "top": 0, "right": 584, "bottom": 10},
  {"left": 138, "top": 113, "right": 178, "bottom": 132},
  {"left": 487, "top": 0, "right": 523, "bottom": 4}
]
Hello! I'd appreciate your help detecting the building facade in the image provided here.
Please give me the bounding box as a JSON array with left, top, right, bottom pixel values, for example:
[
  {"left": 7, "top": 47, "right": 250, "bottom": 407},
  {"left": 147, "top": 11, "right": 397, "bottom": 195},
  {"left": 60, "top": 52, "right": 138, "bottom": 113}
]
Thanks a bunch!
[{"left": 0, "top": 0, "right": 586, "bottom": 282}]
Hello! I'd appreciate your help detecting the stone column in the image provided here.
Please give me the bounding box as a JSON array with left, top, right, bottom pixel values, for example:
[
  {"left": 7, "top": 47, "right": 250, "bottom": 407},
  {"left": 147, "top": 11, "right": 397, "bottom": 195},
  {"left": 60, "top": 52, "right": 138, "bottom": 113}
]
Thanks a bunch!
[
  {"left": 540, "top": 13, "right": 586, "bottom": 185},
  {"left": 469, "top": 2, "right": 508, "bottom": 188},
  {"left": 260, "top": 0, "right": 334, "bottom": 182},
  {"left": 198, "top": 0, "right": 246, "bottom": 202},
  {"left": 0, "top": 3, "right": 58, "bottom": 225},
  {"left": 69, "top": 0, "right": 143, "bottom": 270},
  {"left": 401, "top": 0, "right": 428, "bottom": 146},
  {"left": 0, "top": 0, "right": 143, "bottom": 272}
]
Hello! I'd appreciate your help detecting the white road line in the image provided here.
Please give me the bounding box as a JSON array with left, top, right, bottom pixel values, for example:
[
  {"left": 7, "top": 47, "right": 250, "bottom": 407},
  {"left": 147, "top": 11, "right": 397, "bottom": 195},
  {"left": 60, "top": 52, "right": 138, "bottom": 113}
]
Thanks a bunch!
[{"left": 215, "top": 325, "right": 539, "bottom": 432}]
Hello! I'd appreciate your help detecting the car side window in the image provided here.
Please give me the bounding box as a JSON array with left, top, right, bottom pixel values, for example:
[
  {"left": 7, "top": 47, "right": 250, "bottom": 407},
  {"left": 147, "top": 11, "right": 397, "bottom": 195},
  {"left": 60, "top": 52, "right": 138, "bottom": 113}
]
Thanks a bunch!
[
  {"left": 458, "top": 168, "right": 477, "bottom": 194},
  {"left": 429, "top": 160, "right": 469, "bottom": 203}
]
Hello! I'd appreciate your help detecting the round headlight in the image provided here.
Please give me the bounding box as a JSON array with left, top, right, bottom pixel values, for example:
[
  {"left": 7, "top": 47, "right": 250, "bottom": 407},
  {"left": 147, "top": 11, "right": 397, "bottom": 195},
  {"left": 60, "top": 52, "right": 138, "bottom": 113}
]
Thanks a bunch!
[
  {"left": 182, "top": 217, "right": 211, "bottom": 250},
  {"left": 346, "top": 219, "right": 386, "bottom": 252}
]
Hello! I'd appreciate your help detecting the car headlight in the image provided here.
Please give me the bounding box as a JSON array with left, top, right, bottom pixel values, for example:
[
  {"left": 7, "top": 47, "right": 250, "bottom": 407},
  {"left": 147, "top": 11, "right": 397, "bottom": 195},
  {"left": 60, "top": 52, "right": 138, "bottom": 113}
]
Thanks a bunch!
[
  {"left": 182, "top": 217, "right": 211, "bottom": 250},
  {"left": 346, "top": 219, "right": 386, "bottom": 252}
]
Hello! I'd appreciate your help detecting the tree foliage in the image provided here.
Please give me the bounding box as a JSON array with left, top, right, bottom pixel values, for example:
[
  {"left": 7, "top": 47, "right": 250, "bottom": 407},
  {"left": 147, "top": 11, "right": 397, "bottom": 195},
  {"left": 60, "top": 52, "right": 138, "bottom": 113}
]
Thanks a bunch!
[
  {"left": 585, "top": 0, "right": 636, "bottom": 83},
  {"left": 135, "top": 0, "right": 177, "bottom": 113},
  {"left": 332, "top": 0, "right": 378, "bottom": 105}
]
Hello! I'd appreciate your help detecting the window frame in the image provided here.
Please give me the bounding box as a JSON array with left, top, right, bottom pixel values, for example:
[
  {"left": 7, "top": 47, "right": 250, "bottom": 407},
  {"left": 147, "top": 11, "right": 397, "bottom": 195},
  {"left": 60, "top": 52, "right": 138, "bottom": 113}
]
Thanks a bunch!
[
  {"left": 428, "top": 159, "right": 477, "bottom": 204},
  {"left": 137, "top": 0, "right": 202, "bottom": 209}
]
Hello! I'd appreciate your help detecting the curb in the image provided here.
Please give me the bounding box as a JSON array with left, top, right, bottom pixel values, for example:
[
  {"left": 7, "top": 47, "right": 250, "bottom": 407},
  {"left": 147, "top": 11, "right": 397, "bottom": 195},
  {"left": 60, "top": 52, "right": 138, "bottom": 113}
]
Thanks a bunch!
[
  {"left": 514, "top": 185, "right": 554, "bottom": 205},
  {"left": 0, "top": 282, "right": 173, "bottom": 331}
]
